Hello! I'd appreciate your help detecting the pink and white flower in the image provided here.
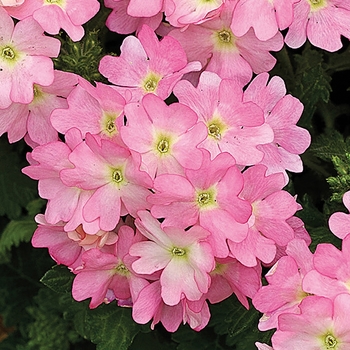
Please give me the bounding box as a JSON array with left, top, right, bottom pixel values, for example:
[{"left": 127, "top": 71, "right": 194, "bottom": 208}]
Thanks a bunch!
[
  {"left": 99, "top": 24, "right": 201, "bottom": 102},
  {"left": 130, "top": 210, "right": 215, "bottom": 305},
  {"left": 121, "top": 93, "right": 207, "bottom": 179},
  {"left": 285, "top": 0, "right": 350, "bottom": 52},
  {"left": 6, "top": 0, "right": 100, "bottom": 42},
  {"left": 272, "top": 294, "right": 350, "bottom": 349},
  {"left": 0, "top": 8, "right": 60, "bottom": 108}
]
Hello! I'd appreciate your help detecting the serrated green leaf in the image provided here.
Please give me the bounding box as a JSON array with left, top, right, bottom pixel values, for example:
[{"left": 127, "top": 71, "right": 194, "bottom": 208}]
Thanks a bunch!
[
  {"left": 208, "top": 297, "right": 264, "bottom": 348},
  {"left": 293, "top": 46, "right": 332, "bottom": 127},
  {"left": 40, "top": 265, "right": 75, "bottom": 294},
  {"left": 0, "top": 218, "right": 36, "bottom": 254},
  {"left": 87, "top": 305, "right": 140, "bottom": 350},
  {"left": 0, "top": 198, "right": 45, "bottom": 257}
]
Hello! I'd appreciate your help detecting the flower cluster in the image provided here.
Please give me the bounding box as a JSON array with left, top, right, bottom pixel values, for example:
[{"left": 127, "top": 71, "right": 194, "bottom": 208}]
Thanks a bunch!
[
  {"left": 253, "top": 194, "right": 350, "bottom": 349},
  {"left": 1, "top": 0, "right": 350, "bottom": 341}
]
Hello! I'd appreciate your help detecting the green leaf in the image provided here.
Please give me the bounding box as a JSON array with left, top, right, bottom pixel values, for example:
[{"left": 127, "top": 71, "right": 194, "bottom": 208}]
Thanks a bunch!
[
  {"left": 293, "top": 46, "right": 332, "bottom": 128},
  {"left": 0, "top": 218, "right": 36, "bottom": 253},
  {"left": 54, "top": 30, "right": 106, "bottom": 83},
  {"left": 0, "top": 138, "right": 37, "bottom": 219},
  {"left": 86, "top": 304, "right": 140, "bottom": 350},
  {"left": 0, "top": 199, "right": 45, "bottom": 257},
  {"left": 208, "top": 297, "right": 267, "bottom": 348},
  {"left": 40, "top": 265, "right": 75, "bottom": 294}
]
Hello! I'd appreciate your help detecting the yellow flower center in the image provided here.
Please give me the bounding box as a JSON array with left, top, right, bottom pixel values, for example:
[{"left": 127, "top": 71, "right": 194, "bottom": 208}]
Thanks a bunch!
[
  {"left": 308, "top": 0, "right": 327, "bottom": 11},
  {"left": 114, "top": 263, "right": 129, "bottom": 275},
  {"left": 2, "top": 47, "right": 15, "bottom": 60},
  {"left": 212, "top": 28, "right": 237, "bottom": 52},
  {"left": 196, "top": 187, "right": 217, "bottom": 209},
  {"left": 208, "top": 123, "right": 221, "bottom": 140},
  {"left": 218, "top": 30, "right": 232, "bottom": 43},
  {"left": 141, "top": 72, "right": 161, "bottom": 93},
  {"left": 111, "top": 169, "right": 123, "bottom": 183},
  {"left": 206, "top": 116, "right": 228, "bottom": 141},
  {"left": 157, "top": 139, "right": 169, "bottom": 153},
  {"left": 172, "top": 247, "right": 186, "bottom": 256},
  {"left": 154, "top": 133, "right": 173, "bottom": 156},
  {"left": 324, "top": 333, "right": 337, "bottom": 349}
]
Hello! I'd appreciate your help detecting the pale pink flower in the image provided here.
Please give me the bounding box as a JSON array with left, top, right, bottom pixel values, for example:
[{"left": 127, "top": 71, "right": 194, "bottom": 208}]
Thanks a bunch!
[
  {"left": 149, "top": 151, "right": 252, "bottom": 258},
  {"left": 206, "top": 257, "right": 261, "bottom": 309},
  {"left": 253, "top": 239, "right": 314, "bottom": 331},
  {"left": 272, "top": 294, "right": 350, "bottom": 349},
  {"left": 130, "top": 210, "right": 215, "bottom": 306},
  {"left": 303, "top": 235, "right": 350, "bottom": 300},
  {"left": 51, "top": 77, "right": 126, "bottom": 143},
  {"left": 32, "top": 214, "right": 118, "bottom": 270},
  {"left": 104, "top": 0, "right": 163, "bottom": 35},
  {"left": 72, "top": 225, "right": 149, "bottom": 308},
  {"left": 121, "top": 94, "right": 207, "bottom": 179},
  {"left": 329, "top": 190, "right": 350, "bottom": 239},
  {"left": 132, "top": 280, "right": 211, "bottom": 332},
  {"left": 169, "top": 2, "right": 283, "bottom": 85},
  {"left": 99, "top": 25, "right": 201, "bottom": 103},
  {"left": 174, "top": 72, "right": 274, "bottom": 165},
  {"left": 255, "top": 343, "right": 274, "bottom": 350},
  {"left": 6, "top": 0, "right": 100, "bottom": 42},
  {"left": 229, "top": 165, "right": 298, "bottom": 267},
  {"left": 285, "top": 0, "right": 350, "bottom": 52},
  {"left": 0, "top": 70, "right": 77, "bottom": 144},
  {"left": 0, "top": 0, "right": 24, "bottom": 6},
  {"left": 270, "top": 216, "right": 311, "bottom": 267},
  {"left": 60, "top": 134, "right": 153, "bottom": 232},
  {"left": 244, "top": 73, "right": 311, "bottom": 184},
  {"left": 231, "top": 0, "right": 299, "bottom": 41},
  {"left": 164, "top": 0, "right": 224, "bottom": 27},
  {"left": 0, "top": 8, "right": 60, "bottom": 108}
]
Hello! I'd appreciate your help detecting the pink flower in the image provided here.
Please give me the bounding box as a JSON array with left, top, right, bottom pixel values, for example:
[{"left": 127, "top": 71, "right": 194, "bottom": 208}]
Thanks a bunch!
[
  {"left": 6, "top": 0, "right": 100, "bottom": 42},
  {"left": 329, "top": 190, "right": 350, "bottom": 239},
  {"left": 0, "top": 70, "right": 77, "bottom": 144},
  {"left": 60, "top": 134, "right": 153, "bottom": 232},
  {"left": 231, "top": 0, "right": 299, "bottom": 41},
  {"left": 121, "top": 93, "right": 207, "bottom": 179},
  {"left": 272, "top": 294, "right": 350, "bottom": 349},
  {"left": 32, "top": 214, "right": 118, "bottom": 270},
  {"left": 229, "top": 165, "right": 298, "bottom": 267},
  {"left": 255, "top": 343, "right": 274, "bottom": 350},
  {"left": 51, "top": 77, "right": 126, "bottom": 143},
  {"left": 169, "top": 2, "right": 283, "bottom": 86},
  {"left": 253, "top": 239, "right": 314, "bottom": 331},
  {"left": 72, "top": 225, "right": 149, "bottom": 308},
  {"left": 22, "top": 130, "right": 103, "bottom": 233},
  {"left": 285, "top": 0, "right": 350, "bottom": 52},
  {"left": 244, "top": 73, "right": 311, "bottom": 183},
  {"left": 174, "top": 72, "right": 274, "bottom": 165},
  {"left": 206, "top": 257, "right": 261, "bottom": 309},
  {"left": 99, "top": 25, "right": 201, "bottom": 102},
  {"left": 132, "top": 280, "right": 211, "bottom": 332},
  {"left": 104, "top": 0, "right": 162, "bottom": 35},
  {"left": 0, "top": 8, "right": 60, "bottom": 108},
  {"left": 303, "top": 235, "right": 350, "bottom": 300},
  {"left": 0, "top": 0, "right": 24, "bottom": 6},
  {"left": 130, "top": 210, "right": 215, "bottom": 306},
  {"left": 164, "top": 0, "right": 224, "bottom": 27},
  {"left": 149, "top": 151, "right": 252, "bottom": 258}
]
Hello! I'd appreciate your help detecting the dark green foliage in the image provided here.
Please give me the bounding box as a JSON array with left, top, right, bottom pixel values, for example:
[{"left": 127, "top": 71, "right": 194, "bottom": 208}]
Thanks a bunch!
[
  {"left": 53, "top": 30, "right": 106, "bottom": 83},
  {"left": 0, "top": 139, "right": 37, "bottom": 220}
]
